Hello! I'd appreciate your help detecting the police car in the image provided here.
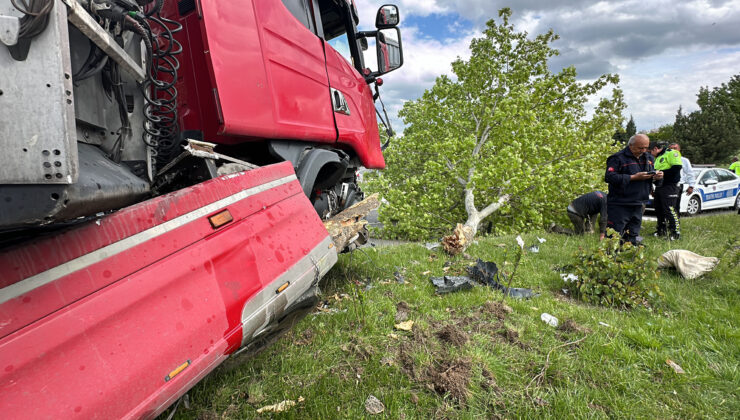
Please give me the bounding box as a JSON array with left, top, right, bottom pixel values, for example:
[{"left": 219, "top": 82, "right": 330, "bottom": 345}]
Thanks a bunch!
[{"left": 647, "top": 166, "right": 740, "bottom": 215}]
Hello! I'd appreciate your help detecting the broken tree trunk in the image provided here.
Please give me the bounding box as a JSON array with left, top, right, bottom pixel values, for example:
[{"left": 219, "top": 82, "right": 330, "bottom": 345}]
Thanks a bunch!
[{"left": 323, "top": 193, "right": 380, "bottom": 251}]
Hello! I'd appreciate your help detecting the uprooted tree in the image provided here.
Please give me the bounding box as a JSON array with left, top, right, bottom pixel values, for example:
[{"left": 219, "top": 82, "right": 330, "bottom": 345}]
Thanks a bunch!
[{"left": 365, "top": 8, "right": 625, "bottom": 249}]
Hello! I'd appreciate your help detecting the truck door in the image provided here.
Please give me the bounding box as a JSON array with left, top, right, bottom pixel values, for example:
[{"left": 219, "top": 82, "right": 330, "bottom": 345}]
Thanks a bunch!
[
  {"left": 314, "top": 0, "right": 386, "bottom": 170},
  {"left": 198, "top": 0, "right": 336, "bottom": 142}
]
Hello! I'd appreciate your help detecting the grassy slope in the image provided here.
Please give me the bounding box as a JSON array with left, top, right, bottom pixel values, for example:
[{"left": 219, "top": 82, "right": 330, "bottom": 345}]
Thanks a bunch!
[{"left": 169, "top": 214, "right": 739, "bottom": 419}]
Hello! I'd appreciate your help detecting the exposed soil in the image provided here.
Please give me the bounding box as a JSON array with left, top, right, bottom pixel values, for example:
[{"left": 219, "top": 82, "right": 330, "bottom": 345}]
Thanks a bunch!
[
  {"left": 425, "top": 358, "right": 472, "bottom": 402},
  {"left": 435, "top": 324, "right": 469, "bottom": 347},
  {"left": 482, "top": 301, "right": 513, "bottom": 320},
  {"left": 395, "top": 301, "right": 411, "bottom": 322},
  {"left": 293, "top": 329, "right": 314, "bottom": 346},
  {"left": 340, "top": 340, "right": 374, "bottom": 361},
  {"left": 498, "top": 327, "right": 530, "bottom": 350},
  {"left": 557, "top": 319, "right": 592, "bottom": 334},
  {"left": 480, "top": 367, "right": 502, "bottom": 394},
  {"left": 398, "top": 342, "right": 416, "bottom": 379}
]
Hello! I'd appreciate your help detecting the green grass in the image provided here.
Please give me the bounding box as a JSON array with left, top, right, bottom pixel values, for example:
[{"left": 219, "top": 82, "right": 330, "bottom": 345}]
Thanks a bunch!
[{"left": 165, "top": 214, "right": 740, "bottom": 419}]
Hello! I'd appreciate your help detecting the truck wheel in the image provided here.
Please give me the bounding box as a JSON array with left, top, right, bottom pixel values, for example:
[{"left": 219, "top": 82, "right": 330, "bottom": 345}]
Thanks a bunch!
[{"left": 686, "top": 196, "right": 701, "bottom": 216}]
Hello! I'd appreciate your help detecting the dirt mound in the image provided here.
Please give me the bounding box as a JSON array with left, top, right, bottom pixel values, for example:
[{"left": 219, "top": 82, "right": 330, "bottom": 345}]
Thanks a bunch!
[
  {"left": 435, "top": 324, "right": 469, "bottom": 347},
  {"left": 482, "top": 301, "right": 513, "bottom": 320},
  {"left": 425, "top": 358, "right": 472, "bottom": 402},
  {"left": 557, "top": 319, "right": 592, "bottom": 334}
]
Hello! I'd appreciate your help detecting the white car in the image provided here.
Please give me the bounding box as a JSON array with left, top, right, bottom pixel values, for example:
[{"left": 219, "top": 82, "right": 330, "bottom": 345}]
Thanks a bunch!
[{"left": 647, "top": 166, "right": 740, "bottom": 215}]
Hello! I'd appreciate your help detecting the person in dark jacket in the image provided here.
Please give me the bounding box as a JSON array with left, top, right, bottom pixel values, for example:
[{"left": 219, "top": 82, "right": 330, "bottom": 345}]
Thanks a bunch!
[
  {"left": 651, "top": 142, "right": 682, "bottom": 239},
  {"left": 566, "top": 191, "right": 608, "bottom": 239},
  {"left": 605, "top": 134, "right": 663, "bottom": 244}
]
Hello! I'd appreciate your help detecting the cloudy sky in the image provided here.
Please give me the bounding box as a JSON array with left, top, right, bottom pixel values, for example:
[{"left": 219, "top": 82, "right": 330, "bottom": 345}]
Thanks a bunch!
[{"left": 354, "top": 0, "right": 740, "bottom": 133}]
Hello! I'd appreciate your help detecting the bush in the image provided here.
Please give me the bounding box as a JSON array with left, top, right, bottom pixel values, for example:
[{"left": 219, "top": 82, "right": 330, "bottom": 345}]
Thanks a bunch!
[{"left": 564, "top": 229, "right": 661, "bottom": 308}]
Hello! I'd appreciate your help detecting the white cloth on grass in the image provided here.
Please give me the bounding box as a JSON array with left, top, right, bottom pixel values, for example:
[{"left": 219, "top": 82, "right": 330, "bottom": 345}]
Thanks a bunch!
[{"left": 657, "top": 250, "right": 719, "bottom": 279}]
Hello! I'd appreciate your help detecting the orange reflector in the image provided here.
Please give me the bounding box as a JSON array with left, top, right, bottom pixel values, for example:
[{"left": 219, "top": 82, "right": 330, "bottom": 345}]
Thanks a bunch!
[
  {"left": 276, "top": 282, "right": 290, "bottom": 294},
  {"left": 209, "top": 209, "right": 233, "bottom": 228},
  {"left": 165, "top": 360, "right": 191, "bottom": 382}
]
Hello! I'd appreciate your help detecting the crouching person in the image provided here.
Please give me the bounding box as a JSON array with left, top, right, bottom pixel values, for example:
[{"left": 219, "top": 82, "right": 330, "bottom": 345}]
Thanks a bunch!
[{"left": 567, "top": 191, "right": 608, "bottom": 240}]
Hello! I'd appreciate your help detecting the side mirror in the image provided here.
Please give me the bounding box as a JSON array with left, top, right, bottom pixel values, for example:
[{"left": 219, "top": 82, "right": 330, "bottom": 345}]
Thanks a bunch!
[
  {"left": 359, "top": 37, "right": 368, "bottom": 51},
  {"left": 376, "top": 5, "right": 399, "bottom": 28},
  {"left": 703, "top": 178, "right": 718, "bottom": 186},
  {"left": 375, "top": 28, "right": 403, "bottom": 75}
]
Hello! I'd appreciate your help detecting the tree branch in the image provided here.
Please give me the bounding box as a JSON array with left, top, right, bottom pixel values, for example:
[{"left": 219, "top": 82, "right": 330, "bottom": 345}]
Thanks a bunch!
[
  {"left": 529, "top": 151, "right": 577, "bottom": 175},
  {"left": 445, "top": 157, "right": 467, "bottom": 187},
  {"left": 479, "top": 194, "right": 511, "bottom": 219}
]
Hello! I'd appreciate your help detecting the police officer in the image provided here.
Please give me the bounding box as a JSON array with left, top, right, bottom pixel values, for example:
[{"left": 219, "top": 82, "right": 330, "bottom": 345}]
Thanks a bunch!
[
  {"left": 668, "top": 143, "right": 695, "bottom": 218},
  {"left": 605, "top": 134, "right": 663, "bottom": 245},
  {"left": 651, "top": 143, "right": 682, "bottom": 239}
]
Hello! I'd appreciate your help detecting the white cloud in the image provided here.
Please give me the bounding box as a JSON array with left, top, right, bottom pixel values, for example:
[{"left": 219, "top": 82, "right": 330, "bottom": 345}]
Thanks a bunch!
[{"left": 354, "top": 0, "right": 740, "bottom": 133}]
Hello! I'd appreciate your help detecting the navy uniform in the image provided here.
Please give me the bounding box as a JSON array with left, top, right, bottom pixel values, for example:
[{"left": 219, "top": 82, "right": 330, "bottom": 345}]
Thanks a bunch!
[
  {"left": 653, "top": 148, "right": 682, "bottom": 239},
  {"left": 604, "top": 146, "right": 655, "bottom": 244},
  {"left": 567, "top": 191, "right": 607, "bottom": 235}
]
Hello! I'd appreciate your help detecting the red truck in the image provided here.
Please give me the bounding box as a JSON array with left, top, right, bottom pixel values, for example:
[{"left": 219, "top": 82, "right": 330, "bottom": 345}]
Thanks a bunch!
[{"left": 0, "top": 0, "right": 402, "bottom": 418}]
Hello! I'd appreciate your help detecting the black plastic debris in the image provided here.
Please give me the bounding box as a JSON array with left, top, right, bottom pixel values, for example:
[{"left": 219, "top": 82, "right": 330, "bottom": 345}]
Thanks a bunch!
[
  {"left": 430, "top": 276, "right": 475, "bottom": 294},
  {"left": 467, "top": 259, "right": 538, "bottom": 299},
  {"left": 394, "top": 270, "right": 406, "bottom": 284}
]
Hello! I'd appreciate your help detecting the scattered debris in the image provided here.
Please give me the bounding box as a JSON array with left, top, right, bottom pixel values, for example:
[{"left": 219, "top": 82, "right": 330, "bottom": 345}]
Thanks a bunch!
[
  {"left": 435, "top": 324, "right": 469, "bottom": 347},
  {"left": 467, "top": 259, "right": 538, "bottom": 298},
  {"left": 666, "top": 359, "right": 686, "bottom": 374},
  {"left": 598, "top": 322, "right": 611, "bottom": 327},
  {"left": 395, "top": 301, "right": 411, "bottom": 322},
  {"left": 540, "top": 313, "right": 559, "bottom": 327},
  {"left": 528, "top": 245, "right": 540, "bottom": 253},
  {"left": 395, "top": 320, "right": 414, "bottom": 331},
  {"left": 516, "top": 235, "right": 525, "bottom": 249},
  {"left": 421, "top": 270, "right": 431, "bottom": 275},
  {"left": 537, "top": 237, "right": 546, "bottom": 243},
  {"left": 394, "top": 270, "right": 406, "bottom": 284},
  {"left": 424, "top": 242, "right": 441, "bottom": 250},
  {"left": 430, "top": 276, "right": 475, "bottom": 294},
  {"left": 364, "top": 395, "right": 385, "bottom": 415},
  {"left": 560, "top": 273, "right": 579, "bottom": 282},
  {"left": 657, "top": 250, "right": 719, "bottom": 279},
  {"left": 256, "top": 396, "right": 304, "bottom": 414}
]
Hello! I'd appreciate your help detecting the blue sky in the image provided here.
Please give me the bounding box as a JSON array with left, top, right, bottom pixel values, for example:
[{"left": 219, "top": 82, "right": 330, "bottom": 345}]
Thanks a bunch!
[{"left": 356, "top": 0, "right": 740, "bottom": 134}]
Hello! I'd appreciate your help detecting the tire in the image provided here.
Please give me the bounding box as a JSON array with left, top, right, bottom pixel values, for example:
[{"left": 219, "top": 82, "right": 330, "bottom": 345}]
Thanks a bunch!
[
  {"left": 734, "top": 193, "right": 740, "bottom": 211},
  {"left": 686, "top": 195, "right": 701, "bottom": 216}
]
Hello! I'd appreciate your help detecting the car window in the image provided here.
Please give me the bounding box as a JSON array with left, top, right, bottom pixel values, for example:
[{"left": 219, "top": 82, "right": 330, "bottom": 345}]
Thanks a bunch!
[
  {"left": 716, "top": 168, "right": 737, "bottom": 182},
  {"left": 699, "top": 170, "right": 718, "bottom": 184}
]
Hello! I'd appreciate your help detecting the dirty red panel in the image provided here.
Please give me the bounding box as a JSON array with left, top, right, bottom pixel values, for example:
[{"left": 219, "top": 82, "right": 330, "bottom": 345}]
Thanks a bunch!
[{"left": 0, "top": 163, "right": 331, "bottom": 419}]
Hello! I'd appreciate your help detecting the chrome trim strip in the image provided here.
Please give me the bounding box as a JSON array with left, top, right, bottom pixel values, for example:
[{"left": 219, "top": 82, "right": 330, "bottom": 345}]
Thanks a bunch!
[
  {"left": 0, "top": 174, "right": 297, "bottom": 304},
  {"left": 239, "top": 236, "right": 337, "bottom": 345}
]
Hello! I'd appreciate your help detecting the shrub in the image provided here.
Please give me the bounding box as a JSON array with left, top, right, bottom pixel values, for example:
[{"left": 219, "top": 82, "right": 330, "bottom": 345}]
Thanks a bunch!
[{"left": 564, "top": 229, "right": 661, "bottom": 308}]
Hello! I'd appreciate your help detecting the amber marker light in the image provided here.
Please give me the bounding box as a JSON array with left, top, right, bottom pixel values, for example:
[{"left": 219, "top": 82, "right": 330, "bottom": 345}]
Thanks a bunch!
[
  {"left": 208, "top": 209, "right": 233, "bottom": 229},
  {"left": 165, "top": 360, "right": 191, "bottom": 382},
  {"left": 276, "top": 282, "right": 290, "bottom": 294}
]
